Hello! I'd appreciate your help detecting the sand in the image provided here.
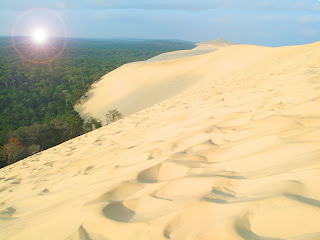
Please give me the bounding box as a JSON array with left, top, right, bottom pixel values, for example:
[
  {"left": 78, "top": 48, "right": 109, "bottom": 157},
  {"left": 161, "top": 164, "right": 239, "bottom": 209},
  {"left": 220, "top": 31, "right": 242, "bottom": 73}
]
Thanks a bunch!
[
  {"left": 1, "top": 40, "right": 320, "bottom": 240},
  {"left": 75, "top": 38, "right": 235, "bottom": 122}
]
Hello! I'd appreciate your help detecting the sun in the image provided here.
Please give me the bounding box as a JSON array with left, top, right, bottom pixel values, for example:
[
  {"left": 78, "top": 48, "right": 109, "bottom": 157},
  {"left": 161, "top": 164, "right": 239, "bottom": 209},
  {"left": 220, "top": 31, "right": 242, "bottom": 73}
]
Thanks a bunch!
[{"left": 32, "top": 29, "right": 48, "bottom": 44}]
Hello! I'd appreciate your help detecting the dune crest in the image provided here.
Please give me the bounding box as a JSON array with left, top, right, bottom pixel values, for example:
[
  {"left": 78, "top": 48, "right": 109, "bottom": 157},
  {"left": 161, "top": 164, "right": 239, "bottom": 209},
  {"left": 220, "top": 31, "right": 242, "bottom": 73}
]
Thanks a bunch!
[{"left": 1, "top": 40, "right": 320, "bottom": 239}]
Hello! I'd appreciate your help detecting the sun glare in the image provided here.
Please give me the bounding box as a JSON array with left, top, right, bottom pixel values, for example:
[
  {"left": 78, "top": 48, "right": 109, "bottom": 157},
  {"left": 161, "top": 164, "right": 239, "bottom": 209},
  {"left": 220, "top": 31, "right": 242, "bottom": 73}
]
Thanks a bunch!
[{"left": 32, "top": 29, "right": 47, "bottom": 44}]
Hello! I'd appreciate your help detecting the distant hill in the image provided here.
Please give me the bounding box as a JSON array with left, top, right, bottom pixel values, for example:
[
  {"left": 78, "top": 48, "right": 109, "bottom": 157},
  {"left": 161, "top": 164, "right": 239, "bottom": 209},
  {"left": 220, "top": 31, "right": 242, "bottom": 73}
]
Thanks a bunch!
[
  {"left": 146, "top": 38, "right": 235, "bottom": 62},
  {"left": 196, "top": 38, "right": 235, "bottom": 47}
]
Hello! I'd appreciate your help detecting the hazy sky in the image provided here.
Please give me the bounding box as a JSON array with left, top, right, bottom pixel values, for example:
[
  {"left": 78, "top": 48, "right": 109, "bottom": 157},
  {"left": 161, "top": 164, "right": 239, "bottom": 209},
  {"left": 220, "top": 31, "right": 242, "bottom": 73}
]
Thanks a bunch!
[{"left": 1, "top": 0, "right": 320, "bottom": 46}]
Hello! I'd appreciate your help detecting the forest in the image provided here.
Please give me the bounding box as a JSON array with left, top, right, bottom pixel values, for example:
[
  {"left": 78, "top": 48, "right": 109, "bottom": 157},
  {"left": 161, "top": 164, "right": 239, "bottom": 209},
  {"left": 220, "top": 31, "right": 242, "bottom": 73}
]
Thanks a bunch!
[{"left": 0, "top": 37, "right": 195, "bottom": 168}]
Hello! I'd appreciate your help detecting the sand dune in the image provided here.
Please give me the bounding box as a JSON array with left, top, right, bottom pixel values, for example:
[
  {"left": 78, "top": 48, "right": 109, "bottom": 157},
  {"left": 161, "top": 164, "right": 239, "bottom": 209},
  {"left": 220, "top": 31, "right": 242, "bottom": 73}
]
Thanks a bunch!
[
  {"left": 75, "top": 38, "right": 235, "bottom": 122},
  {"left": 1, "top": 40, "right": 320, "bottom": 239}
]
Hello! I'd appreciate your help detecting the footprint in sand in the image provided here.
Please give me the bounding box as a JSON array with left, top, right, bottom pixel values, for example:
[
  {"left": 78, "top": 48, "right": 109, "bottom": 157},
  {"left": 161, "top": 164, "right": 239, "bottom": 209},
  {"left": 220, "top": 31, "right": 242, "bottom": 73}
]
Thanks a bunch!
[
  {"left": 137, "top": 161, "right": 189, "bottom": 183},
  {"left": 0, "top": 207, "right": 16, "bottom": 218},
  {"left": 44, "top": 162, "right": 54, "bottom": 167},
  {"left": 94, "top": 181, "right": 149, "bottom": 202},
  {"left": 82, "top": 166, "right": 95, "bottom": 175},
  {"left": 148, "top": 148, "right": 163, "bottom": 160},
  {"left": 102, "top": 195, "right": 185, "bottom": 223},
  {"left": 39, "top": 188, "right": 49, "bottom": 195},
  {"left": 234, "top": 195, "right": 320, "bottom": 240}
]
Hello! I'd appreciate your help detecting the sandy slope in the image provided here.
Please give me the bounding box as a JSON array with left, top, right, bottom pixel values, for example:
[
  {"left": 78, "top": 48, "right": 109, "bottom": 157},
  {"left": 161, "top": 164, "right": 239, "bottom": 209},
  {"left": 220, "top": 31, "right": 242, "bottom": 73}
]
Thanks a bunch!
[
  {"left": 75, "top": 38, "right": 235, "bottom": 122},
  {"left": 1, "top": 41, "right": 320, "bottom": 240}
]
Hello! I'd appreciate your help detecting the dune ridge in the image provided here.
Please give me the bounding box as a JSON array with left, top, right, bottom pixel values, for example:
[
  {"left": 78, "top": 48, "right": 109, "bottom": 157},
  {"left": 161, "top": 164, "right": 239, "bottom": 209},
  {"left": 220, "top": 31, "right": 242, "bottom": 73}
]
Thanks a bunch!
[{"left": 1, "top": 40, "right": 320, "bottom": 239}]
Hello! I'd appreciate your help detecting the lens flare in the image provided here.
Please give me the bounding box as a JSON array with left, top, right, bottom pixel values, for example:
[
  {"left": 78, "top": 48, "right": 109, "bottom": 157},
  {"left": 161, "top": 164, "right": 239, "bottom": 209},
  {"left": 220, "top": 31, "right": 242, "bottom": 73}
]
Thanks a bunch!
[
  {"left": 11, "top": 8, "right": 68, "bottom": 64},
  {"left": 32, "top": 29, "right": 48, "bottom": 44}
]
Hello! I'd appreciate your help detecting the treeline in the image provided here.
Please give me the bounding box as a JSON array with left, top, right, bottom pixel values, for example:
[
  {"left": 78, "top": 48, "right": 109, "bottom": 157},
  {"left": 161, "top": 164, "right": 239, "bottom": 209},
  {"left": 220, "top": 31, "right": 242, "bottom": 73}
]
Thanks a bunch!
[
  {"left": 0, "top": 109, "right": 123, "bottom": 168},
  {"left": 0, "top": 37, "right": 195, "bottom": 168},
  {"left": 0, "top": 114, "right": 83, "bottom": 168}
]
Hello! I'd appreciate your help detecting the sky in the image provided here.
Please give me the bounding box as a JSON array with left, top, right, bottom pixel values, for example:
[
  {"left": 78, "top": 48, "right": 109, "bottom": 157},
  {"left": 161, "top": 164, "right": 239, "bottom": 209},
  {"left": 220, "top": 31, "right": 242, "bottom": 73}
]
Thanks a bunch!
[{"left": 1, "top": 0, "right": 320, "bottom": 46}]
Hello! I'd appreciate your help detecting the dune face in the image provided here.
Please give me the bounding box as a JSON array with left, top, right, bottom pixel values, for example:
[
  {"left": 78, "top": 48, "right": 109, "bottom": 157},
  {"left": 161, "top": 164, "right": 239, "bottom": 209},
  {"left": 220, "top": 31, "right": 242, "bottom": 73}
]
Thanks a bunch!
[
  {"left": 75, "top": 38, "right": 235, "bottom": 122},
  {"left": 1, "top": 40, "right": 320, "bottom": 240}
]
